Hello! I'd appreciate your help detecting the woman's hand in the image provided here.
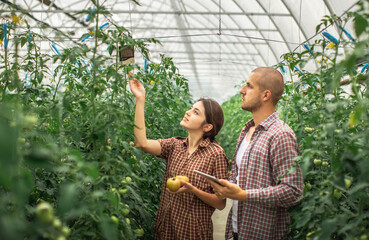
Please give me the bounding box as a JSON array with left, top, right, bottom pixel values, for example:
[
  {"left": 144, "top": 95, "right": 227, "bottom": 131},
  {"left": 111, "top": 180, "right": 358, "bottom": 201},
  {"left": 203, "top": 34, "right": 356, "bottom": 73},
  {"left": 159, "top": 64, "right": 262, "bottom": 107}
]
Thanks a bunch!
[
  {"left": 167, "top": 180, "right": 227, "bottom": 209},
  {"left": 128, "top": 72, "right": 145, "bottom": 100},
  {"left": 166, "top": 181, "right": 195, "bottom": 194}
]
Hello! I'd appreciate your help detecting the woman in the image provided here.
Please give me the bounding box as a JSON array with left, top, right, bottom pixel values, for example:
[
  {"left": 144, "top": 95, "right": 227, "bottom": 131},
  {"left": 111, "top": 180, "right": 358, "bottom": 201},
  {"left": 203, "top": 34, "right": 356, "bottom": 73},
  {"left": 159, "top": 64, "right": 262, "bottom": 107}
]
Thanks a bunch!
[{"left": 128, "top": 73, "right": 229, "bottom": 240}]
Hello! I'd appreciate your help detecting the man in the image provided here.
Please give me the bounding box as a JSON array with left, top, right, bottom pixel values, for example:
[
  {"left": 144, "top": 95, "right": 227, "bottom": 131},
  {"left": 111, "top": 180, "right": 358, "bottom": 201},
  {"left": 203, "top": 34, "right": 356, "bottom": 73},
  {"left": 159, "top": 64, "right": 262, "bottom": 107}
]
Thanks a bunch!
[{"left": 210, "top": 67, "right": 303, "bottom": 240}]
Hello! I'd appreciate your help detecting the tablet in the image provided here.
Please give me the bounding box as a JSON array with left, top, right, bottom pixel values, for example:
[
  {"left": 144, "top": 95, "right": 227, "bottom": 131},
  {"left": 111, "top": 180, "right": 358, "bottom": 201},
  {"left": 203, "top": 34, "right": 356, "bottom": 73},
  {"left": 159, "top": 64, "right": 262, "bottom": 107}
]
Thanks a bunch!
[{"left": 193, "top": 170, "right": 222, "bottom": 185}]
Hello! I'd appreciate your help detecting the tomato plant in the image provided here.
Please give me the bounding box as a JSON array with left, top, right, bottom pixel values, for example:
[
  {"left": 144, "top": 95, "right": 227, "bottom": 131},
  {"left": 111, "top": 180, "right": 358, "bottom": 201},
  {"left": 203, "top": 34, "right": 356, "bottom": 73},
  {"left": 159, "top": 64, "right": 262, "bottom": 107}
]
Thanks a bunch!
[{"left": 0, "top": 3, "right": 191, "bottom": 240}]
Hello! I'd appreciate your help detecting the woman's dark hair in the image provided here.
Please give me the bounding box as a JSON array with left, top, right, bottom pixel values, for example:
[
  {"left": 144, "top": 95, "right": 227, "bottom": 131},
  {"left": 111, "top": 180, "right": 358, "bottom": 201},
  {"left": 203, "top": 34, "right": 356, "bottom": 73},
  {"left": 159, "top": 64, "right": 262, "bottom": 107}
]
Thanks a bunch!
[{"left": 197, "top": 98, "right": 224, "bottom": 142}]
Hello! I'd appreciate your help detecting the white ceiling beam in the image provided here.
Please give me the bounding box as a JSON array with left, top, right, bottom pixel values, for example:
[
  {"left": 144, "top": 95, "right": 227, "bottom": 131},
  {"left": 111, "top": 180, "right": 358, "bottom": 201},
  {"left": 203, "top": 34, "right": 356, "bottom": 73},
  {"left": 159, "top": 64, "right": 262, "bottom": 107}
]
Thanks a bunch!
[{"left": 0, "top": 9, "right": 291, "bottom": 16}]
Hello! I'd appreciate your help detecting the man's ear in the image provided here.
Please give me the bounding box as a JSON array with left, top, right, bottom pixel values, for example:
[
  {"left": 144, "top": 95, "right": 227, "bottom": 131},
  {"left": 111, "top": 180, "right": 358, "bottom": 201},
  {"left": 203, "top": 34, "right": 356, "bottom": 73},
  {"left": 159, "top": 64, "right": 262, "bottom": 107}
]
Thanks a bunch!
[
  {"left": 203, "top": 123, "right": 213, "bottom": 133},
  {"left": 263, "top": 90, "right": 272, "bottom": 102}
]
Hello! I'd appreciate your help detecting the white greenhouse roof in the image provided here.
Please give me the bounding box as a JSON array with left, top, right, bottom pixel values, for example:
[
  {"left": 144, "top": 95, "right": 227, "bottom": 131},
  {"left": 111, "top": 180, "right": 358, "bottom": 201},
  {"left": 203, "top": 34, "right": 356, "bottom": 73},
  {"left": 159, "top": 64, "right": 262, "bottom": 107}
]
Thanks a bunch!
[{"left": 0, "top": 0, "right": 360, "bottom": 103}]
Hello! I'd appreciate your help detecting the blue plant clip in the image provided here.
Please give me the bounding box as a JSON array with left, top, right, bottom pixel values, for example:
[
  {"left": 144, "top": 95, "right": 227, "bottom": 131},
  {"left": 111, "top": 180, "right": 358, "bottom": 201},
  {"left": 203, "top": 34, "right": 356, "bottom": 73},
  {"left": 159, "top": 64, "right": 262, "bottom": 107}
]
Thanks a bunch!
[
  {"left": 51, "top": 44, "right": 61, "bottom": 55},
  {"left": 280, "top": 66, "right": 285, "bottom": 73},
  {"left": 322, "top": 32, "right": 338, "bottom": 44},
  {"left": 3, "top": 23, "right": 8, "bottom": 49},
  {"left": 361, "top": 63, "right": 368, "bottom": 73},
  {"left": 144, "top": 59, "right": 148, "bottom": 71},
  {"left": 99, "top": 22, "right": 109, "bottom": 30},
  {"left": 294, "top": 66, "right": 302, "bottom": 73},
  {"left": 86, "top": 9, "right": 95, "bottom": 22},
  {"left": 313, "top": 77, "right": 318, "bottom": 86},
  {"left": 303, "top": 44, "right": 313, "bottom": 55},
  {"left": 338, "top": 25, "right": 356, "bottom": 43},
  {"left": 81, "top": 22, "right": 109, "bottom": 42},
  {"left": 81, "top": 34, "right": 91, "bottom": 42},
  {"left": 81, "top": 59, "right": 90, "bottom": 73},
  {"left": 25, "top": 73, "right": 31, "bottom": 87},
  {"left": 90, "top": 62, "right": 102, "bottom": 71}
]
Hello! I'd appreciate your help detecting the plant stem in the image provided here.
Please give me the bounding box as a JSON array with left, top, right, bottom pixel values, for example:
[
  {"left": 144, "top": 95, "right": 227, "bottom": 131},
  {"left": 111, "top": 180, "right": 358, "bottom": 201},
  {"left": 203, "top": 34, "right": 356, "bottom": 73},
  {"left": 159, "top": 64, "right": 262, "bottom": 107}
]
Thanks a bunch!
[
  {"left": 2, "top": 37, "right": 8, "bottom": 98},
  {"left": 111, "top": 40, "right": 119, "bottom": 104},
  {"left": 91, "top": 1, "right": 100, "bottom": 152},
  {"left": 53, "top": 67, "right": 64, "bottom": 100}
]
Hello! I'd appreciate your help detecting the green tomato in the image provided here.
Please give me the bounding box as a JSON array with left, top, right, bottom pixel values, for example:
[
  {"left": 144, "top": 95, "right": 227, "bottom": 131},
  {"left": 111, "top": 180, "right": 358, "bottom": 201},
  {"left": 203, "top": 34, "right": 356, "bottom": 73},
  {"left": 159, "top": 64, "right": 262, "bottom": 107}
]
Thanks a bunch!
[
  {"left": 129, "top": 141, "right": 135, "bottom": 147},
  {"left": 121, "top": 149, "right": 126, "bottom": 155},
  {"left": 333, "top": 189, "right": 342, "bottom": 199},
  {"left": 136, "top": 228, "right": 144, "bottom": 236},
  {"left": 313, "top": 159, "right": 322, "bottom": 166},
  {"left": 111, "top": 216, "right": 119, "bottom": 225},
  {"left": 56, "top": 236, "right": 66, "bottom": 240},
  {"left": 345, "top": 179, "right": 352, "bottom": 189},
  {"left": 125, "top": 218, "right": 131, "bottom": 225},
  {"left": 121, "top": 208, "right": 130, "bottom": 216},
  {"left": 119, "top": 188, "right": 128, "bottom": 195},
  {"left": 35, "top": 202, "right": 54, "bottom": 224},
  {"left": 61, "top": 226, "right": 70, "bottom": 237},
  {"left": 10, "top": 121, "right": 16, "bottom": 127},
  {"left": 53, "top": 218, "right": 62, "bottom": 229},
  {"left": 320, "top": 191, "right": 329, "bottom": 196},
  {"left": 334, "top": 129, "right": 342, "bottom": 134},
  {"left": 306, "top": 231, "right": 315, "bottom": 240},
  {"left": 304, "top": 127, "right": 314, "bottom": 133},
  {"left": 305, "top": 182, "right": 312, "bottom": 190},
  {"left": 24, "top": 115, "right": 38, "bottom": 129},
  {"left": 322, "top": 161, "right": 328, "bottom": 167},
  {"left": 125, "top": 177, "right": 132, "bottom": 182}
]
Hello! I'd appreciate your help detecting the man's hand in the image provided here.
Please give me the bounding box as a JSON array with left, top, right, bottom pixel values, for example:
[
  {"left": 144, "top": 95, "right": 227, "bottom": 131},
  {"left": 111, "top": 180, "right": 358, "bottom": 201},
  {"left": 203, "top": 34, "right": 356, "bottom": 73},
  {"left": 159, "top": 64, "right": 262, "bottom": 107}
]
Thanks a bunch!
[{"left": 208, "top": 179, "right": 246, "bottom": 201}]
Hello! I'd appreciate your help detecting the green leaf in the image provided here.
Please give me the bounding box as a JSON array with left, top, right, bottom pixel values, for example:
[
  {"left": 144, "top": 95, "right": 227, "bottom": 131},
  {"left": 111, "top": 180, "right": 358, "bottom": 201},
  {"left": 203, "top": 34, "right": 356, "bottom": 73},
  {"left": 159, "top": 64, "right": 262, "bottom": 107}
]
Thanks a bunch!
[
  {"left": 296, "top": 211, "right": 311, "bottom": 228},
  {"left": 57, "top": 183, "right": 79, "bottom": 217},
  {"left": 107, "top": 44, "right": 115, "bottom": 56},
  {"left": 20, "top": 37, "right": 28, "bottom": 47},
  {"left": 354, "top": 13, "right": 368, "bottom": 37},
  {"left": 100, "top": 216, "right": 118, "bottom": 240}
]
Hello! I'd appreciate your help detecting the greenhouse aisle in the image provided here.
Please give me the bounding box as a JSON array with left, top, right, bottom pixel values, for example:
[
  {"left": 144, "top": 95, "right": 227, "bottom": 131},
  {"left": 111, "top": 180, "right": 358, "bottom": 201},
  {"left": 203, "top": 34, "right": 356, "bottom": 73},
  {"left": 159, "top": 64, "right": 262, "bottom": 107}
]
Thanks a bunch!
[{"left": 212, "top": 198, "right": 233, "bottom": 240}]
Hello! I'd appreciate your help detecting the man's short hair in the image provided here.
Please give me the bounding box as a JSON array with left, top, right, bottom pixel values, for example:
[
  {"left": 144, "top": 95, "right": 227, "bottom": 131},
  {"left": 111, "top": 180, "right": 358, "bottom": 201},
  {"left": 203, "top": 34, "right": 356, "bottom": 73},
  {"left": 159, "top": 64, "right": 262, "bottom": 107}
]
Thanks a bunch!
[{"left": 252, "top": 67, "right": 284, "bottom": 106}]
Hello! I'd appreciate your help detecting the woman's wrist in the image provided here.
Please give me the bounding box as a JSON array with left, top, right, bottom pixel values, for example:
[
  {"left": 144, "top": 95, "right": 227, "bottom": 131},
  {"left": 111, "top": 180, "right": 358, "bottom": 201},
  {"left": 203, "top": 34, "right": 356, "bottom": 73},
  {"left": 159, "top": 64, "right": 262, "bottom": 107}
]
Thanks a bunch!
[
  {"left": 135, "top": 96, "right": 146, "bottom": 102},
  {"left": 188, "top": 185, "right": 197, "bottom": 194}
]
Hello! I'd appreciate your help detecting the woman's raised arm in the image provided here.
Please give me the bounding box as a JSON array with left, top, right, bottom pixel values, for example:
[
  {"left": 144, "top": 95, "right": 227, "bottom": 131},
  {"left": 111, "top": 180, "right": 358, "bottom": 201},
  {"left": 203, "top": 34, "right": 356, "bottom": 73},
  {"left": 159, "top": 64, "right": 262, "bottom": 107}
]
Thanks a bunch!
[{"left": 128, "top": 73, "right": 161, "bottom": 156}]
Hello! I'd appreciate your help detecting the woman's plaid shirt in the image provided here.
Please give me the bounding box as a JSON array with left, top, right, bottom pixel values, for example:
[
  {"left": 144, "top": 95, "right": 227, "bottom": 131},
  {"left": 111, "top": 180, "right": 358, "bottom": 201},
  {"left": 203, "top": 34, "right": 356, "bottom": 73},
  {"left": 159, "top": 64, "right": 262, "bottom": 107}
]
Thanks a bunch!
[
  {"left": 225, "top": 112, "right": 304, "bottom": 240},
  {"left": 154, "top": 137, "right": 229, "bottom": 240}
]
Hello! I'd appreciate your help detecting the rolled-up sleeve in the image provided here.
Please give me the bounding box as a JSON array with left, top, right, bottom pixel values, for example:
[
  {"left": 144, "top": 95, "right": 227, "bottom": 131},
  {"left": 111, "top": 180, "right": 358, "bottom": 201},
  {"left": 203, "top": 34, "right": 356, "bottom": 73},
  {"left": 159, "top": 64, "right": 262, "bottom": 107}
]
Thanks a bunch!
[{"left": 157, "top": 138, "right": 176, "bottom": 164}]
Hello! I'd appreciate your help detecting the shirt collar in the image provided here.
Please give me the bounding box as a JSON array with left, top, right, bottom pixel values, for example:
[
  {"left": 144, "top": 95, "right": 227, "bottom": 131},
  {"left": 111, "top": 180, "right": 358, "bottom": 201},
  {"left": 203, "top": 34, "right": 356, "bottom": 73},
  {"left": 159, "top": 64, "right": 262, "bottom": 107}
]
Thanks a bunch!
[
  {"left": 259, "top": 111, "right": 279, "bottom": 130},
  {"left": 244, "top": 111, "right": 279, "bottom": 131},
  {"left": 182, "top": 137, "right": 211, "bottom": 149}
]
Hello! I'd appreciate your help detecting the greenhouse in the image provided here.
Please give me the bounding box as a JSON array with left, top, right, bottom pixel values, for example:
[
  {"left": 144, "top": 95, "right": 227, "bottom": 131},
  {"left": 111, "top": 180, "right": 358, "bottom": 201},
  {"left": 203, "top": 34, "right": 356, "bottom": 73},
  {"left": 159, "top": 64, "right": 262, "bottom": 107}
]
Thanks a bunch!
[{"left": 0, "top": 0, "right": 368, "bottom": 239}]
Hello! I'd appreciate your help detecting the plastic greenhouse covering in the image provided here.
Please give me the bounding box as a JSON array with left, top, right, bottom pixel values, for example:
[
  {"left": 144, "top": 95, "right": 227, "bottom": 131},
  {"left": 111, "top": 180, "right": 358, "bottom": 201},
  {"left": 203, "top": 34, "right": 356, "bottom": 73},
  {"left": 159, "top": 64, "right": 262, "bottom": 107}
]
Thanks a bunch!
[{"left": 0, "top": 0, "right": 360, "bottom": 103}]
